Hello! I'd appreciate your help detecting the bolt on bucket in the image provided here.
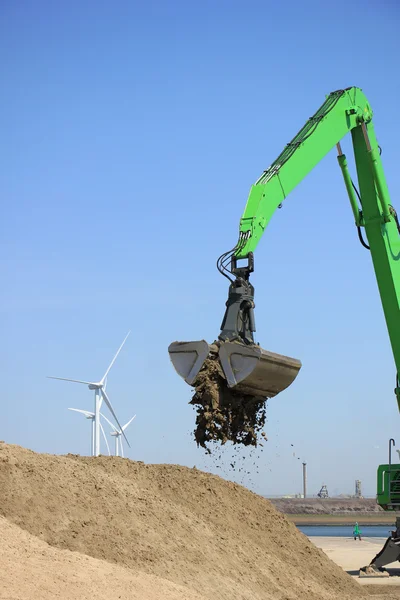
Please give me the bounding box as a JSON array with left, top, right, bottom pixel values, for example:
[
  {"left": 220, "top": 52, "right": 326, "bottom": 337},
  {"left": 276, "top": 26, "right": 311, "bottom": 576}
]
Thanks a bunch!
[{"left": 168, "top": 340, "right": 301, "bottom": 398}]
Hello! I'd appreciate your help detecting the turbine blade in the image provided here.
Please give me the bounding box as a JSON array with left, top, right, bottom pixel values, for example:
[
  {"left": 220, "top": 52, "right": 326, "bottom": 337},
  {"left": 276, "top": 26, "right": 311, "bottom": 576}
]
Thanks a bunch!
[
  {"left": 68, "top": 408, "right": 94, "bottom": 417},
  {"left": 100, "top": 389, "right": 130, "bottom": 448},
  {"left": 122, "top": 415, "right": 136, "bottom": 431},
  {"left": 121, "top": 439, "right": 124, "bottom": 458},
  {"left": 100, "top": 422, "right": 111, "bottom": 456},
  {"left": 47, "top": 377, "right": 93, "bottom": 385},
  {"left": 100, "top": 331, "right": 130, "bottom": 383},
  {"left": 99, "top": 411, "right": 118, "bottom": 432}
]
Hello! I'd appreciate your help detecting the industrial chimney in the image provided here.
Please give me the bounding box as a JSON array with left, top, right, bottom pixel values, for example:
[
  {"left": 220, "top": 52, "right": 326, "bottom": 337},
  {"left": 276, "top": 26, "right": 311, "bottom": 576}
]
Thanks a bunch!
[{"left": 302, "top": 462, "right": 307, "bottom": 498}]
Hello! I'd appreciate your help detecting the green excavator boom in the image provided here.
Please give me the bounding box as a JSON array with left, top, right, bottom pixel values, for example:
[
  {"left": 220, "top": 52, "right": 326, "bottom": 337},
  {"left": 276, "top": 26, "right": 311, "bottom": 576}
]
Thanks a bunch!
[
  {"left": 237, "top": 87, "right": 400, "bottom": 403},
  {"left": 237, "top": 87, "right": 373, "bottom": 255},
  {"left": 235, "top": 86, "right": 400, "bottom": 400}
]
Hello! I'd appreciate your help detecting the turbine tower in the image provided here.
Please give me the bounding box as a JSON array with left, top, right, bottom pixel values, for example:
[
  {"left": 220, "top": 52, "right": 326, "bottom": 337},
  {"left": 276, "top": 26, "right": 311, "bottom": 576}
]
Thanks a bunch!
[
  {"left": 48, "top": 332, "right": 130, "bottom": 456},
  {"left": 68, "top": 408, "right": 111, "bottom": 456},
  {"left": 102, "top": 413, "right": 136, "bottom": 457},
  {"left": 111, "top": 415, "right": 136, "bottom": 457}
]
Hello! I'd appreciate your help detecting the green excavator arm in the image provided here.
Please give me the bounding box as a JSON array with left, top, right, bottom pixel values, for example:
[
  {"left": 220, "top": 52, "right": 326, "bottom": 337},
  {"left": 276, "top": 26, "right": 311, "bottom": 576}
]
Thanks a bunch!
[
  {"left": 236, "top": 87, "right": 400, "bottom": 402},
  {"left": 237, "top": 87, "right": 374, "bottom": 256},
  {"left": 171, "top": 86, "right": 400, "bottom": 406},
  {"left": 237, "top": 87, "right": 400, "bottom": 537}
]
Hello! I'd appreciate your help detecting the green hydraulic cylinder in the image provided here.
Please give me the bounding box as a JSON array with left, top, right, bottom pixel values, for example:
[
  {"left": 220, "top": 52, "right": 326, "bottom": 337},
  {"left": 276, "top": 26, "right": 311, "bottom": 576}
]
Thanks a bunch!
[{"left": 336, "top": 145, "right": 361, "bottom": 227}]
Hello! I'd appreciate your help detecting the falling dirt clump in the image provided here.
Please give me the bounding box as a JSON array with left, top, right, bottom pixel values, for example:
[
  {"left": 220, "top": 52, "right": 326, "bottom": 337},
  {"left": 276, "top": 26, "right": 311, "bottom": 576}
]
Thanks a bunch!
[{"left": 189, "top": 354, "right": 267, "bottom": 452}]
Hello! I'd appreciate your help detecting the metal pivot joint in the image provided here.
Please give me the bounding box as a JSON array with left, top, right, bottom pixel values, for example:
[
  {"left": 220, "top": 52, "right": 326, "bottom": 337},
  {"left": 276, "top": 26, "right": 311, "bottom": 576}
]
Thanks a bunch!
[{"left": 219, "top": 253, "right": 256, "bottom": 345}]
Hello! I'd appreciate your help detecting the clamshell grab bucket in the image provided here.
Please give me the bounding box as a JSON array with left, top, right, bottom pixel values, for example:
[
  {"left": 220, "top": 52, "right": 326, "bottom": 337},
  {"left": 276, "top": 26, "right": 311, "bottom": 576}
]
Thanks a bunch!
[
  {"left": 168, "top": 340, "right": 302, "bottom": 397},
  {"left": 167, "top": 341, "right": 211, "bottom": 385}
]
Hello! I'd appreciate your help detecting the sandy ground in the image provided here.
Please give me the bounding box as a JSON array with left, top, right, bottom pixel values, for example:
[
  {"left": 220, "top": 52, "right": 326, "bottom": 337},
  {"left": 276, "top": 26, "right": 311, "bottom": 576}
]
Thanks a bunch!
[
  {"left": 2, "top": 443, "right": 400, "bottom": 600},
  {"left": 310, "top": 535, "right": 400, "bottom": 588},
  {"left": 1, "top": 515, "right": 205, "bottom": 600}
]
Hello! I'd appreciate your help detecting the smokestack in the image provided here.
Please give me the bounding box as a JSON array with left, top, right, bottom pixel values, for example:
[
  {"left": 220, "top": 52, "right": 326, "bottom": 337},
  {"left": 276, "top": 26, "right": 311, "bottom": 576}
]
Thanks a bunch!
[
  {"left": 355, "top": 479, "right": 362, "bottom": 498},
  {"left": 302, "top": 462, "right": 307, "bottom": 498}
]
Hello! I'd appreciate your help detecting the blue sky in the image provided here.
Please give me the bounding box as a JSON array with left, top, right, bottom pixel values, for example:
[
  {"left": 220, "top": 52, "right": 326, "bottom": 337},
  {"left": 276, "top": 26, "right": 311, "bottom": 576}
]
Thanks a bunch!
[{"left": 1, "top": 0, "right": 399, "bottom": 497}]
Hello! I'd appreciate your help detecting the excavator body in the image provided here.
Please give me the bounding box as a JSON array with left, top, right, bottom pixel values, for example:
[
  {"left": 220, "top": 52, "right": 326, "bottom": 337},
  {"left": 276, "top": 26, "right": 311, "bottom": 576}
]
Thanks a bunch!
[
  {"left": 360, "top": 459, "right": 400, "bottom": 575},
  {"left": 169, "top": 86, "right": 400, "bottom": 571}
]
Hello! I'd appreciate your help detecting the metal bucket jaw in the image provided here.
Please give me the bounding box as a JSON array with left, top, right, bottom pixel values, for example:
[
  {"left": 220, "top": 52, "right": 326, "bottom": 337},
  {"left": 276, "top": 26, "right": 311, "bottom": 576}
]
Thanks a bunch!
[
  {"left": 168, "top": 340, "right": 302, "bottom": 398},
  {"left": 167, "top": 340, "right": 211, "bottom": 386}
]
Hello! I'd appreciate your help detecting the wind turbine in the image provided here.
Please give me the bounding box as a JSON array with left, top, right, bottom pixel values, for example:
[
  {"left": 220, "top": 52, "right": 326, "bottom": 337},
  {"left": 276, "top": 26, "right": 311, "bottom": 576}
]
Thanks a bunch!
[
  {"left": 101, "top": 413, "right": 136, "bottom": 457},
  {"left": 68, "top": 378, "right": 109, "bottom": 455},
  {"left": 68, "top": 408, "right": 111, "bottom": 456},
  {"left": 48, "top": 332, "right": 131, "bottom": 457}
]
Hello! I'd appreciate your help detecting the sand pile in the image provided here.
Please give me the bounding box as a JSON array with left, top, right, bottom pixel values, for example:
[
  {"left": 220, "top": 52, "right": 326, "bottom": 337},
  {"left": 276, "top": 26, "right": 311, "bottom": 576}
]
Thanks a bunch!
[
  {"left": 0, "top": 442, "right": 397, "bottom": 600},
  {"left": 1, "top": 515, "right": 204, "bottom": 600}
]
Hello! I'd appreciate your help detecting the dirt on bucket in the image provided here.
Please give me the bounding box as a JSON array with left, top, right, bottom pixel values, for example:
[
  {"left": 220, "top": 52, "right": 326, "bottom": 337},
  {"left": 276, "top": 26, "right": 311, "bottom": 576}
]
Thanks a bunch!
[{"left": 189, "top": 353, "right": 267, "bottom": 453}]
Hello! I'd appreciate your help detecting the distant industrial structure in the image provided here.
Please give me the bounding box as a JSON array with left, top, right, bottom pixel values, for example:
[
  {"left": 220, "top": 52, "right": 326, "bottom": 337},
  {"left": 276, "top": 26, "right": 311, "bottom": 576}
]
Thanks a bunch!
[
  {"left": 355, "top": 480, "right": 363, "bottom": 498},
  {"left": 317, "top": 484, "right": 329, "bottom": 498},
  {"left": 302, "top": 462, "right": 307, "bottom": 499}
]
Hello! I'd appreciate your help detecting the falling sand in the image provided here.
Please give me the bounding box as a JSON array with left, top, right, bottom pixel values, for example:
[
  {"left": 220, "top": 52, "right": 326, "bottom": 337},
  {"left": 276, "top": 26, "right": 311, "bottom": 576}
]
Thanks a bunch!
[{"left": 189, "top": 354, "right": 267, "bottom": 453}]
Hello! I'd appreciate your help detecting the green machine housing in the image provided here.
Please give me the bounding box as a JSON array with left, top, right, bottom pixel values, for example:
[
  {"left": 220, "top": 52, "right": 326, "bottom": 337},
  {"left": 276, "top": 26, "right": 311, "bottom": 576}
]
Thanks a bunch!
[{"left": 378, "top": 464, "right": 400, "bottom": 511}]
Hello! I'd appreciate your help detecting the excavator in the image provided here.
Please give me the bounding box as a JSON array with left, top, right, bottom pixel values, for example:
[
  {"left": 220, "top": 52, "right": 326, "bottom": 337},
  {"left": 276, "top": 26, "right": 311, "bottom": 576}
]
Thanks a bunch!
[{"left": 168, "top": 86, "right": 400, "bottom": 573}]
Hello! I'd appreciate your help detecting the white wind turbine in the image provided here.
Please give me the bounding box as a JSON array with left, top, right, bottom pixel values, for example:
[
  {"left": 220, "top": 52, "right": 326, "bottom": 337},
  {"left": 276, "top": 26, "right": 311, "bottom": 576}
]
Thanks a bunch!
[
  {"left": 48, "top": 332, "right": 130, "bottom": 457},
  {"left": 68, "top": 408, "right": 111, "bottom": 456},
  {"left": 101, "top": 413, "right": 136, "bottom": 457}
]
